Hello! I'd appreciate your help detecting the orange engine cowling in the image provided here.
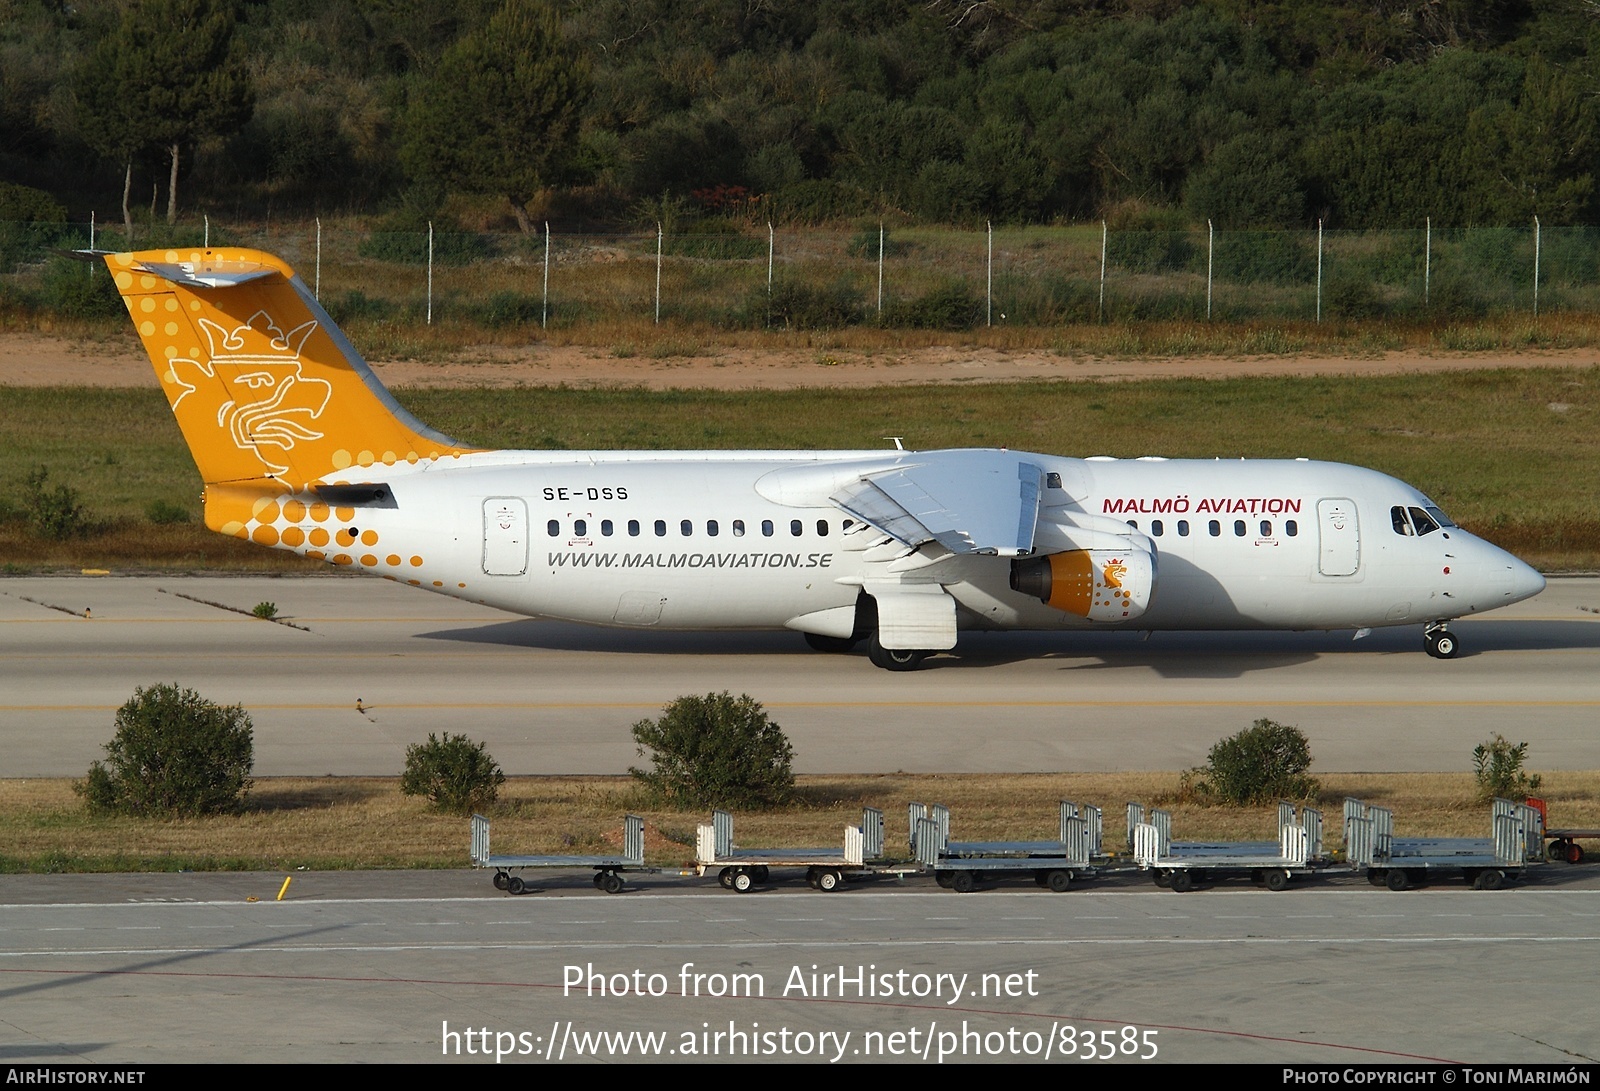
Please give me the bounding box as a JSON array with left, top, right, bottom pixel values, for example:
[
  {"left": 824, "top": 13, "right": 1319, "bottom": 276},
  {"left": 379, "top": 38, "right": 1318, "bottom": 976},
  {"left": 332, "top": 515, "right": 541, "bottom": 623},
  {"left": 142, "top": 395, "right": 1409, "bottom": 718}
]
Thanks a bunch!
[{"left": 1010, "top": 549, "right": 1155, "bottom": 621}]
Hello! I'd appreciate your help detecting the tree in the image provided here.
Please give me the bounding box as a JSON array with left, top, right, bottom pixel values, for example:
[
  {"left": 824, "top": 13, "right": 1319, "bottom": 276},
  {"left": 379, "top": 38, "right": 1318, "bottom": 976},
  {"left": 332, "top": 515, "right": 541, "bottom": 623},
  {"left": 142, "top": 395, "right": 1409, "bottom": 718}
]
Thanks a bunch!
[
  {"left": 400, "top": 733, "right": 506, "bottom": 815},
  {"left": 74, "top": 0, "right": 252, "bottom": 234},
  {"left": 630, "top": 692, "right": 794, "bottom": 809},
  {"left": 77, "top": 684, "right": 253, "bottom": 816},
  {"left": 400, "top": 0, "right": 587, "bottom": 233}
]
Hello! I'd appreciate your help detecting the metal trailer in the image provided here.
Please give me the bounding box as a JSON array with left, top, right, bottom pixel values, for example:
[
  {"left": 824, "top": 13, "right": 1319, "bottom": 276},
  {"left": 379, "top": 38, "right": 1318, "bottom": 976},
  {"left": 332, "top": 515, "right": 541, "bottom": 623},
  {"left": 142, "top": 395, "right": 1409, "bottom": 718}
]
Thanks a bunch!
[
  {"left": 1344, "top": 797, "right": 1544, "bottom": 891},
  {"left": 1131, "top": 801, "right": 1325, "bottom": 892},
  {"left": 910, "top": 801, "right": 1103, "bottom": 893},
  {"left": 695, "top": 807, "right": 903, "bottom": 892},
  {"left": 1526, "top": 797, "right": 1597, "bottom": 864},
  {"left": 471, "top": 813, "right": 650, "bottom": 894}
]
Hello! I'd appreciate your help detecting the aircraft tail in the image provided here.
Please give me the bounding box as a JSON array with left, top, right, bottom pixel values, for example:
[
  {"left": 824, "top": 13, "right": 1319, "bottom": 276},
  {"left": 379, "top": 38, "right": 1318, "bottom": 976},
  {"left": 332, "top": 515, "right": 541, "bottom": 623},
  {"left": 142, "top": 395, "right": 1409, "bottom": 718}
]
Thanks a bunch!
[{"left": 104, "top": 247, "right": 476, "bottom": 538}]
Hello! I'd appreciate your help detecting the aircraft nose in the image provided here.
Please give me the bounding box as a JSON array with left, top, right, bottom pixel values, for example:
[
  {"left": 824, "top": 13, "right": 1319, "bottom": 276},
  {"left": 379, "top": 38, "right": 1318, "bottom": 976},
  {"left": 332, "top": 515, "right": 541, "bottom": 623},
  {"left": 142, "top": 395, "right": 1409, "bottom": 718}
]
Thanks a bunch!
[{"left": 1503, "top": 556, "right": 1546, "bottom": 603}]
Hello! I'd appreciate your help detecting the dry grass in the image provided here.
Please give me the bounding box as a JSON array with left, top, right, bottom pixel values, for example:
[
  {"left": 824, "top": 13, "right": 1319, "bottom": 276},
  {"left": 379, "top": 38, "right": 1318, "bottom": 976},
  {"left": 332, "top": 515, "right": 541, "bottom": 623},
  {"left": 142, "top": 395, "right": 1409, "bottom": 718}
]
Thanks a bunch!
[{"left": 2, "top": 772, "right": 1595, "bottom": 872}]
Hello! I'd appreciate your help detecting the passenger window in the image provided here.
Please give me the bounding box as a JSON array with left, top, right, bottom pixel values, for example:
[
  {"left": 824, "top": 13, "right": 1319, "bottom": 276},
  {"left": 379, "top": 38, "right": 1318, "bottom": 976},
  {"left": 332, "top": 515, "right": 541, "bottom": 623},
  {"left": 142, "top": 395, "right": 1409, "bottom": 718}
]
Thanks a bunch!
[
  {"left": 680, "top": 519, "right": 692, "bottom": 536},
  {"left": 1234, "top": 520, "right": 1246, "bottom": 537},
  {"left": 790, "top": 519, "right": 803, "bottom": 536},
  {"left": 628, "top": 519, "right": 640, "bottom": 536},
  {"left": 1391, "top": 506, "right": 1414, "bottom": 536},
  {"left": 1151, "top": 519, "right": 1164, "bottom": 537},
  {"left": 762, "top": 519, "right": 774, "bottom": 537},
  {"left": 601, "top": 519, "right": 613, "bottom": 536},
  {"left": 1285, "top": 520, "right": 1297, "bottom": 537},
  {"left": 1209, "top": 520, "right": 1221, "bottom": 537},
  {"left": 547, "top": 519, "right": 559, "bottom": 537},
  {"left": 654, "top": 519, "right": 666, "bottom": 537},
  {"left": 732, "top": 519, "right": 745, "bottom": 537},
  {"left": 1260, "top": 520, "right": 1271, "bottom": 537},
  {"left": 574, "top": 518, "right": 587, "bottom": 536},
  {"left": 1177, "top": 519, "right": 1190, "bottom": 536},
  {"left": 817, "top": 519, "right": 829, "bottom": 536},
  {"left": 707, "top": 520, "right": 719, "bottom": 537},
  {"left": 1408, "top": 507, "right": 1440, "bottom": 536}
]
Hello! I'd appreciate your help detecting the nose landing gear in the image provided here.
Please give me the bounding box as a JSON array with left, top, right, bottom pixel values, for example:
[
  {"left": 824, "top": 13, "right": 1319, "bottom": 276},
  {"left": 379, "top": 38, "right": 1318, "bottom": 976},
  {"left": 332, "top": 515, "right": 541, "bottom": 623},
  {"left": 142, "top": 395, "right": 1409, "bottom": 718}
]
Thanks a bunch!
[{"left": 1424, "top": 623, "right": 1459, "bottom": 659}]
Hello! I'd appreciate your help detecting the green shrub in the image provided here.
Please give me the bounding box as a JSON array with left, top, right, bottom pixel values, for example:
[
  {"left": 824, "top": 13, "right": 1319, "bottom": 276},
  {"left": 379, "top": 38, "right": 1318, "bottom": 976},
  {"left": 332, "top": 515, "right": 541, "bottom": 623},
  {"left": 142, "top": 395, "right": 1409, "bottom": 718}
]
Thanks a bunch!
[
  {"left": 145, "top": 499, "right": 191, "bottom": 525},
  {"left": 22, "top": 466, "right": 89, "bottom": 540},
  {"left": 401, "top": 733, "right": 506, "bottom": 814},
  {"left": 76, "top": 684, "right": 254, "bottom": 816},
  {"left": 749, "top": 279, "right": 864, "bottom": 329},
  {"left": 882, "top": 281, "right": 983, "bottom": 330},
  {"left": 630, "top": 692, "right": 794, "bottom": 809},
  {"left": 1192, "top": 718, "right": 1319, "bottom": 805},
  {"left": 1472, "top": 734, "right": 1542, "bottom": 803},
  {"left": 251, "top": 602, "right": 278, "bottom": 619}
]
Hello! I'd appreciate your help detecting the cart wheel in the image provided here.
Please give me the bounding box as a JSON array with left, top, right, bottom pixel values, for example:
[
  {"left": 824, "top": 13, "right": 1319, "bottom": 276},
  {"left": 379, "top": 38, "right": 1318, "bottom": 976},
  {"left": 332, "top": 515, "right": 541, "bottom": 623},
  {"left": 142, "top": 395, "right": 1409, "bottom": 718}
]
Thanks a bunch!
[
  {"left": 1546, "top": 839, "right": 1571, "bottom": 863},
  {"left": 952, "top": 871, "right": 976, "bottom": 893},
  {"left": 718, "top": 867, "right": 735, "bottom": 889},
  {"left": 752, "top": 866, "right": 770, "bottom": 883},
  {"left": 1264, "top": 868, "right": 1290, "bottom": 892},
  {"left": 1170, "top": 870, "right": 1195, "bottom": 892},
  {"left": 1367, "top": 869, "right": 1386, "bottom": 887},
  {"left": 1152, "top": 869, "right": 1172, "bottom": 888},
  {"left": 1046, "top": 869, "right": 1072, "bottom": 893},
  {"left": 492, "top": 871, "right": 509, "bottom": 891},
  {"left": 601, "top": 872, "right": 625, "bottom": 894},
  {"left": 733, "top": 870, "right": 754, "bottom": 893},
  {"left": 506, "top": 875, "right": 526, "bottom": 896},
  {"left": 1385, "top": 869, "right": 1410, "bottom": 892},
  {"left": 1473, "top": 869, "right": 1505, "bottom": 891},
  {"left": 817, "top": 869, "right": 841, "bottom": 892},
  {"left": 935, "top": 872, "right": 955, "bottom": 888},
  {"left": 593, "top": 872, "right": 605, "bottom": 888},
  {"left": 1573, "top": 843, "right": 1587, "bottom": 865}
]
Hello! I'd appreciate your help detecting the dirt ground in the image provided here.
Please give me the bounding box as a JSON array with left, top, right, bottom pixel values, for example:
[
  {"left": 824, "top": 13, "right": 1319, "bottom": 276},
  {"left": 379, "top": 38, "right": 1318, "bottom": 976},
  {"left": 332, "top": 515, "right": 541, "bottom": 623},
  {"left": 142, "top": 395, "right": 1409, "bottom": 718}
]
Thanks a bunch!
[{"left": 3, "top": 332, "right": 1596, "bottom": 389}]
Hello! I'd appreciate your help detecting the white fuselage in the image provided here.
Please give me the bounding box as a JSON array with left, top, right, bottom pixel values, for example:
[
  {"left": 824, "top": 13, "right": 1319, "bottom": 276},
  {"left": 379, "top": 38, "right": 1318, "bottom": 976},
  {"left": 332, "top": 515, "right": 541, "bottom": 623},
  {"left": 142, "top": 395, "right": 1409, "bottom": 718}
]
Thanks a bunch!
[{"left": 320, "top": 449, "right": 1545, "bottom": 637}]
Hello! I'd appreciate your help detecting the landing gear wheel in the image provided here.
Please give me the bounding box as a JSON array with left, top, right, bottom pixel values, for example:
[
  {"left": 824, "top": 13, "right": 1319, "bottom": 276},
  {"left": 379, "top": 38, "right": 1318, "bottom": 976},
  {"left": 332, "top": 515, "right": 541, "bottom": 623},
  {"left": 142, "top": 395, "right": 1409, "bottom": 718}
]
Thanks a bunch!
[
  {"left": 506, "top": 875, "right": 526, "bottom": 896},
  {"left": 1169, "top": 870, "right": 1195, "bottom": 893},
  {"left": 817, "top": 869, "right": 842, "bottom": 892},
  {"left": 804, "top": 632, "right": 858, "bottom": 653},
  {"left": 867, "top": 634, "right": 929, "bottom": 672},
  {"left": 951, "top": 871, "right": 977, "bottom": 893},
  {"left": 601, "top": 872, "right": 625, "bottom": 894},
  {"left": 1385, "top": 869, "right": 1411, "bottom": 891},
  {"left": 1473, "top": 869, "right": 1505, "bottom": 891},
  {"left": 1425, "top": 628, "right": 1460, "bottom": 659},
  {"left": 1264, "top": 868, "right": 1290, "bottom": 892},
  {"left": 1045, "top": 869, "right": 1072, "bottom": 893},
  {"left": 732, "top": 870, "right": 754, "bottom": 893},
  {"left": 492, "top": 871, "right": 509, "bottom": 891}
]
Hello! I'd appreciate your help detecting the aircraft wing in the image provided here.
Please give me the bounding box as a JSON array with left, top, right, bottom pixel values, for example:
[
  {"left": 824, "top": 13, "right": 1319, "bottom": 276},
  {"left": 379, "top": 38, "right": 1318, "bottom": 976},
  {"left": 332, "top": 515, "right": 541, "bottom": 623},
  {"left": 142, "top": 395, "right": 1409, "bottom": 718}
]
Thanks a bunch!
[{"left": 831, "top": 451, "right": 1044, "bottom": 555}]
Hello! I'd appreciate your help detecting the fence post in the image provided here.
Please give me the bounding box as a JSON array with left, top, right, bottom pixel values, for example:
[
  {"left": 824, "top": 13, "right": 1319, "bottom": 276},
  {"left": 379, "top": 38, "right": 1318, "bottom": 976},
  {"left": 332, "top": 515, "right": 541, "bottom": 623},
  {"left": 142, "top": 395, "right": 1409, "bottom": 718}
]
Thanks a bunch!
[
  {"left": 314, "top": 217, "right": 321, "bottom": 301},
  {"left": 767, "top": 221, "right": 774, "bottom": 294},
  {"left": 1315, "top": 219, "right": 1323, "bottom": 323},
  {"left": 1533, "top": 215, "right": 1541, "bottom": 317},
  {"left": 542, "top": 221, "right": 550, "bottom": 329},
  {"left": 88, "top": 212, "right": 95, "bottom": 280},
  {"left": 1424, "top": 216, "right": 1430, "bottom": 307},
  {"left": 986, "top": 220, "right": 993, "bottom": 327},
  {"left": 877, "top": 222, "right": 884, "bottom": 315},
  {"left": 1098, "top": 219, "right": 1107, "bottom": 322},
  {"left": 426, "top": 220, "right": 434, "bottom": 325},
  {"left": 1206, "top": 218, "right": 1213, "bottom": 320},
  {"left": 655, "top": 222, "right": 662, "bottom": 324},
  {"left": 204, "top": 214, "right": 209, "bottom": 248}
]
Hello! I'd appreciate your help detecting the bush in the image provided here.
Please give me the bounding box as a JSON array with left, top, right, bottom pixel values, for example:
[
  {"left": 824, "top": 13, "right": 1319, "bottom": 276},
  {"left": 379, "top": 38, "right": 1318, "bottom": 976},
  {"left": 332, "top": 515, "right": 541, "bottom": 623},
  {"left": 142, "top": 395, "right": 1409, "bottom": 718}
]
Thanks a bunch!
[
  {"left": 749, "top": 279, "right": 864, "bottom": 330},
  {"left": 251, "top": 602, "right": 278, "bottom": 619},
  {"left": 882, "top": 281, "right": 984, "bottom": 330},
  {"left": 77, "top": 684, "right": 254, "bottom": 816},
  {"left": 1191, "top": 718, "right": 1319, "bottom": 805},
  {"left": 401, "top": 733, "right": 506, "bottom": 814},
  {"left": 630, "top": 692, "right": 794, "bottom": 809},
  {"left": 1473, "top": 734, "right": 1542, "bottom": 803},
  {"left": 22, "top": 466, "right": 89, "bottom": 539},
  {"left": 145, "top": 499, "right": 191, "bottom": 525}
]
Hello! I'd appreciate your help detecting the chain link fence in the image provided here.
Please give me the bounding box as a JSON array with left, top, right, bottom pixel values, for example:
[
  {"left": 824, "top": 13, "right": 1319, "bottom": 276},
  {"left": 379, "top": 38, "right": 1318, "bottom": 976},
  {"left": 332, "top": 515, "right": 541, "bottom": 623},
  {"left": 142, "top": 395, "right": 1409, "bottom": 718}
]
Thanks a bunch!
[{"left": 2, "top": 219, "right": 1590, "bottom": 330}]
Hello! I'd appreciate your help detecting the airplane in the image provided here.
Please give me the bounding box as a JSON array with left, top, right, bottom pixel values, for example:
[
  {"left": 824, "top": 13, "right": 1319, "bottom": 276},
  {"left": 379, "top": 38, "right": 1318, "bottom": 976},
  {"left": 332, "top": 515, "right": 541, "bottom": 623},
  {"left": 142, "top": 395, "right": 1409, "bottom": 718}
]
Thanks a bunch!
[{"left": 96, "top": 246, "right": 1545, "bottom": 670}]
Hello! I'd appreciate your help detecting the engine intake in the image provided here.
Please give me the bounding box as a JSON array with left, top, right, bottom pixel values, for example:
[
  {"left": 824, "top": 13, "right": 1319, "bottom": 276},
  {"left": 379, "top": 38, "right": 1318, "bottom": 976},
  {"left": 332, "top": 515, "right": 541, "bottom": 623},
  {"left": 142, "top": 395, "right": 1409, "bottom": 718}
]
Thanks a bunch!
[{"left": 1010, "top": 549, "right": 1155, "bottom": 621}]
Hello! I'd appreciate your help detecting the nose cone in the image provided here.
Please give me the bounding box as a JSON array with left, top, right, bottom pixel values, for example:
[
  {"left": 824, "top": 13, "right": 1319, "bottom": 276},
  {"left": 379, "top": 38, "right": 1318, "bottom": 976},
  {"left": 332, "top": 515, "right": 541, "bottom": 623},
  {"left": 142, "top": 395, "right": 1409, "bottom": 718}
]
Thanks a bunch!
[{"left": 1503, "top": 555, "right": 1546, "bottom": 604}]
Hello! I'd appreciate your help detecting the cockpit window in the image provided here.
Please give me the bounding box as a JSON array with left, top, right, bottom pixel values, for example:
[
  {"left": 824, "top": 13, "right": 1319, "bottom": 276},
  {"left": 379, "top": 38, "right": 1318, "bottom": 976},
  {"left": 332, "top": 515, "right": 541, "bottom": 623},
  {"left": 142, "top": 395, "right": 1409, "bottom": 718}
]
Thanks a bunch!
[
  {"left": 1408, "top": 506, "right": 1440, "bottom": 536},
  {"left": 1391, "top": 506, "right": 1414, "bottom": 536},
  {"left": 1423, "top": 504, "right": 1456, "bottom": 529}
]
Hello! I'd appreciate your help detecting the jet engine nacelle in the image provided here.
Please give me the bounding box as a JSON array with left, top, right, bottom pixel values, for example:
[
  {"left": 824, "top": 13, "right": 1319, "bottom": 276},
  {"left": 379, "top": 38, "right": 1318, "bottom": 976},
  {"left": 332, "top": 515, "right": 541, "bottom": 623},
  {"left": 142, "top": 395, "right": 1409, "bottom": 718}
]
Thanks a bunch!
[{"left": 1009, "top": 548, "right": 1156, "bottom": 621}]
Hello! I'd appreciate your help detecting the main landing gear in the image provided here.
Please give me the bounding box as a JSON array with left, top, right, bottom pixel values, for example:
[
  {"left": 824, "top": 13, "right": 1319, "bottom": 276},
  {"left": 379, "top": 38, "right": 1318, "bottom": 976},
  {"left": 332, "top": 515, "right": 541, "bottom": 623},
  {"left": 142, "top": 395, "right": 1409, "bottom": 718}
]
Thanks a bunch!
[
  {"left": 866, "top": 633, "right": 930, "bottom": 671},
  {"left": 1424, "top": 622, "right": 1460, "bottom": 660}
]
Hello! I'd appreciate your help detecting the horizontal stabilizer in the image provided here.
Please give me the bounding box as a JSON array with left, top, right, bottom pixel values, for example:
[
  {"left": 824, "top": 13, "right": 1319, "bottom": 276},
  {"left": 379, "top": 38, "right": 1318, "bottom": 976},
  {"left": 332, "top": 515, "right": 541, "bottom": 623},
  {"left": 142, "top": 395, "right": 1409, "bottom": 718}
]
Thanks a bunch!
[{"left": 131, "top": 260, "right": 278, "bottom": 289}]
